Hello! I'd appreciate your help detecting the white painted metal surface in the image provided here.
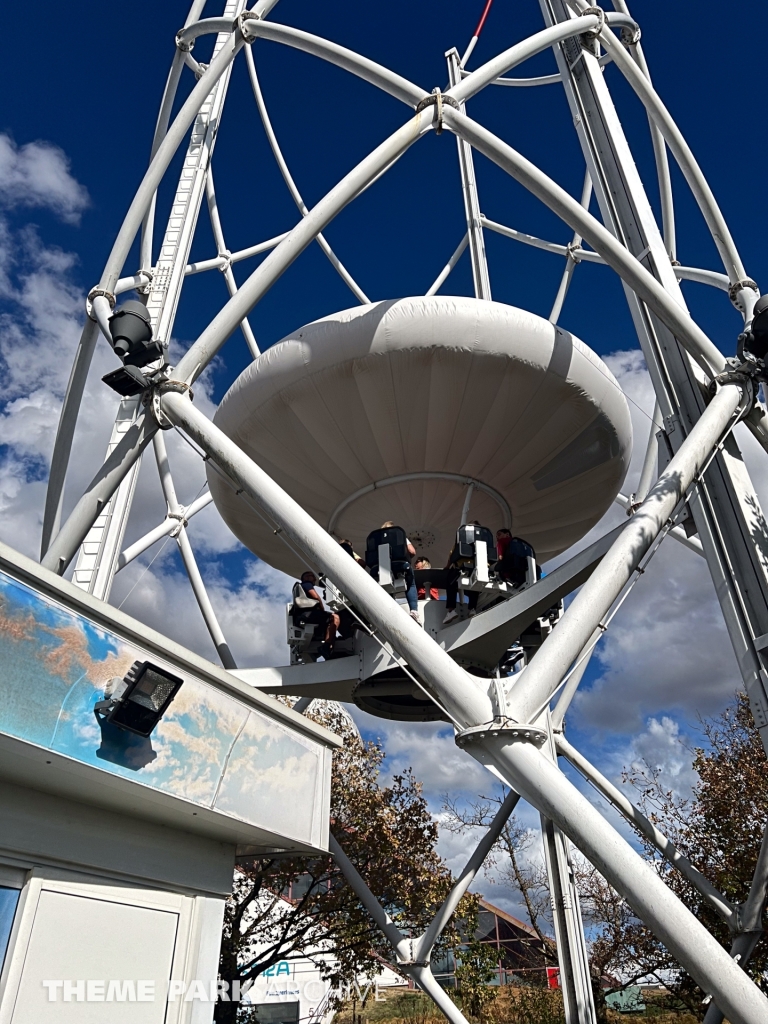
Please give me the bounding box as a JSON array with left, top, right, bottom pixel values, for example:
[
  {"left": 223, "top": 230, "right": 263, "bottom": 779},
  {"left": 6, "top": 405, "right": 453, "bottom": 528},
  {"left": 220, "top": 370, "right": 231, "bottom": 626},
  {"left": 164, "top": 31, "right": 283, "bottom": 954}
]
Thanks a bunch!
[
  {"left": 70, "top": 0, "right": 246, "bottom": 602},
  {"left": 37, "top": 2, "right": 768, "bottom": 1019},
  {"left": 208, "top": 296, "right": 632, "bottom": 575}
]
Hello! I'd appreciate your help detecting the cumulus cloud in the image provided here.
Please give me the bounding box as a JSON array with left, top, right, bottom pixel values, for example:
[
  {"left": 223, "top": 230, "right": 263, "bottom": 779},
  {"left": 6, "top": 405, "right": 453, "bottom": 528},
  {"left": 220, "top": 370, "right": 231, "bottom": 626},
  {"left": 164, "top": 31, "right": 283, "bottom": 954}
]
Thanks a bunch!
[
  {"left": 561, "top": 349, "right": 768, "bottom": 737},
  {"left": 111, "top": 553, "right": 293, "bottom": 668},
  {"left": 0, "top": 134, "right": 89, "bottom": 224},
  {"left": 628, "top": 715, "right": 699, "bottom": 798},
  {"left": 354, "top": 716, "right": 489, "bottom": 797},
  {"left": 0, "top": 136, "right": 763, "bottom": 923},
  {"left": 0, "top": 137, "right": 285, "bottom": 666}
]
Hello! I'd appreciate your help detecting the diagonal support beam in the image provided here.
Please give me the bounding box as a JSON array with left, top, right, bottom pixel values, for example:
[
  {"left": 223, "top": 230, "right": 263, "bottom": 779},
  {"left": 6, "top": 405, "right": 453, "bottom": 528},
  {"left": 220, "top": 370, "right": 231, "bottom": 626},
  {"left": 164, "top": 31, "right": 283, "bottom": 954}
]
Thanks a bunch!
[
  {"left": 703, "top": 821, "right": 768, "bottom": 1024},
  {"left": 173, "top": 107, "right": 434, "bottom": 386},
  {"left": 549, "top": 170, "right": 591, "bottom": 324},
  {"left": 42, "top": 108, "right": 435, "bottom": 577},
  {"left": 425, "top": 233, "right": 468, "bottom": 296},
  {"left": 153, "top": 432, "right": 236, "bottom": 670},
  {"left": 158, "top": 387, "right": 491, "bottom": 726},
  {"left": 503, "top": 381, "right": 750, "bottom": 725},
  {"left": 414, "top": 787, "right": 520, "bottom": 959},
  {"left": 446, "top": 48, "right": 491, "bottom": 301},
  {"left": 206, "top": 171, "right": 260, "bottom": 358},
  {"left": 329, "top": 835, "right": 472, "bottom": 1024},
  {"left": 556, "top": 734, "right": 737, "bottom": 927},
  {"left": 116, "top": 491, "right": 213, "bottom": 572},
  {"left": 442, "top": 106, "right": 725, "bottom": 379},
  {"left": 245, "top": 47, "right": 369, "bottom": 305},
  {"left": 330, "top": 789, "right": 521, "bottom": 1023},
  {"left": 157, "top": 384, "right": 768, "bottom": 1024}
]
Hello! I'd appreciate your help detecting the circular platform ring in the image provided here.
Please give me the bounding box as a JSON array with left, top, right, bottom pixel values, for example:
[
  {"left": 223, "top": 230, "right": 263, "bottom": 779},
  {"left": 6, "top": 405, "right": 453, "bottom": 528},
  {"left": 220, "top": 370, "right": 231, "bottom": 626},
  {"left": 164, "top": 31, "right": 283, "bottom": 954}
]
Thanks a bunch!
[
  {"left": 208, "top": 296, "right": 632, "bottom": 577},
  {"left": 351, "top": 672, "right": 451, "bottom": 724}
]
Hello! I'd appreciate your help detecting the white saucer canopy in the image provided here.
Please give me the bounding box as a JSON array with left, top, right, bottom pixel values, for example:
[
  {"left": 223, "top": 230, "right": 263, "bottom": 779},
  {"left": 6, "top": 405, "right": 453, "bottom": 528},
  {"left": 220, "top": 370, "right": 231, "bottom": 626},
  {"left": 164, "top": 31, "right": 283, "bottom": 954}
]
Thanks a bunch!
[{"left": 208, "top": 296, "right": 632, "bottom": 577}]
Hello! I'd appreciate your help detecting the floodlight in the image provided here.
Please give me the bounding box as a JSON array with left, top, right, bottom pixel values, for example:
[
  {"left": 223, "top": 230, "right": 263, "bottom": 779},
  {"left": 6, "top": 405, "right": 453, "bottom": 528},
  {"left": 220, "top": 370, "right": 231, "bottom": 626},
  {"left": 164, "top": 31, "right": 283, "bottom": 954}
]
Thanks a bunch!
[
  {"left": 108, "top": 300, "right": 163, "bottom": 367},
  {"left": 95, "top": 660, "right": 183, "bottom": 737},
  {"left": 101, "top": 364, "right": 151, "bottom": 397}
]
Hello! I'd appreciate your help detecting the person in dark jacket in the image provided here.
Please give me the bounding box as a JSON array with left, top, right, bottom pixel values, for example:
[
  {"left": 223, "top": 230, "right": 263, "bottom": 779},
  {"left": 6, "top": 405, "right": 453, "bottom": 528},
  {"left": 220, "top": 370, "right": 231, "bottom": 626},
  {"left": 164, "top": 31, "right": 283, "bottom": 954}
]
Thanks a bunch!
[{"left": 297, "top": 571, "right": 340, "bottom": 653}]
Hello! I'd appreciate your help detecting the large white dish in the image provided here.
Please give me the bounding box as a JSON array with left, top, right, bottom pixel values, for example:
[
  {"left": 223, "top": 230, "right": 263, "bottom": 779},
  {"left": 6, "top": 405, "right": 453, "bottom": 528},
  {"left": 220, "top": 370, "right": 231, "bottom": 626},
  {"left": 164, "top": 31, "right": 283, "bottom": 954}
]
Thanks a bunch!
[{"left": 208, "top": 296, "right": 632, "bottom": 576}]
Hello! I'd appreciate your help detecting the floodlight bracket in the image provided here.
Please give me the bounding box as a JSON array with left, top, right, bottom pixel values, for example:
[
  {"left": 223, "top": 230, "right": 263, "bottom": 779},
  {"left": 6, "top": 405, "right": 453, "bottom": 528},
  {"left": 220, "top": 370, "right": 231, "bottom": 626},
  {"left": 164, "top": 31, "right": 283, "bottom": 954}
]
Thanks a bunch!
[{"left": 94, "top": 660, "right": 183, "bottom": 737}]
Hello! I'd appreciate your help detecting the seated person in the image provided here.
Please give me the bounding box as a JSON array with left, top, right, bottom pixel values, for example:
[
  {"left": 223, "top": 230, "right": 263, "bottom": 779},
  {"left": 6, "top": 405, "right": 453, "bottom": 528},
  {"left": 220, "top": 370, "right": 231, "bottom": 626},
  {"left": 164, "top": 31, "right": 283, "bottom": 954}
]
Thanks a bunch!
[
  {"left": 334, "top": 541, "right": 362, "bottom": 639},
  {"left": 292, "top": 570, "right": 340, "bottom": 654},
  {"left": 495, "top": 533, "right": 537, "bottom": 587},
  {"left": 443, "top": 522, "right": 484, "bottom": 624},
  {"left": 339, "top": 538, "right": 366, "bottom": 567},
  {"left": 414, "top": 558, "right": 440, "bottom": 601},
  {"left": 365, "top": 521, "right": 420, "bottom": 623},
  {"left": 496, "top": 528, "right": 512, "bottom": 562}
]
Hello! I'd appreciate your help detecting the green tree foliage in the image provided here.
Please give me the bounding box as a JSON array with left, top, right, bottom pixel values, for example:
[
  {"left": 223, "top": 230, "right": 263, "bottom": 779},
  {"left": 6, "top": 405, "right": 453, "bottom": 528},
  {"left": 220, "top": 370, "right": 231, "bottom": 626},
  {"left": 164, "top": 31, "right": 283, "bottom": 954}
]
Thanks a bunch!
[
  {"left": 216, "top": 703, "right": 479, "bottom": 1024},
  {"left": 453, "top": 939, "right": 502, "bottom": 1022}
]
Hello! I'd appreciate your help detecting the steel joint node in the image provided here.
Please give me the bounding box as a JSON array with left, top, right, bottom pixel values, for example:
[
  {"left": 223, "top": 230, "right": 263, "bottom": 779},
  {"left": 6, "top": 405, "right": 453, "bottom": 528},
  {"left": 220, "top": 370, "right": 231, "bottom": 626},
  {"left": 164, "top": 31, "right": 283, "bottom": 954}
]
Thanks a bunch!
[
  {"left": 238, "top": 11, "right": 260, "bottom": 43},
  {"left": 707, "top": 368, "right": 757, "bottom": 417},
  {"left": 415, "top": 90, "right": 460, "bottom": 135},
  {"left": 454, "top": 721, "right": 548, "bottom": 749},
  {"left": 147, "top": 379, "right": 194, "bottom": 431},
  {"left": 728, "top": 278, "right": 759, "bottom": 311},
  {"left": 86, "top": 287, "right": 116, "bottom": 321},
  {"left": 580, "top": 5, "right": 605, "bottom": 39}
]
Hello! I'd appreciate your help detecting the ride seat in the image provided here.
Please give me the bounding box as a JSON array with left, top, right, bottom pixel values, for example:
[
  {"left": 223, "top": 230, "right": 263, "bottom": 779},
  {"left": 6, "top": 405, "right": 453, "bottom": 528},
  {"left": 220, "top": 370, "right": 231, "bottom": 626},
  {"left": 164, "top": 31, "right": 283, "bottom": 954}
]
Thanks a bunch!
[
  {"left": 456, "top": 523, "right": 495, "bottom": 584},
  {"left": 497, "top": 536, "right": 538, "bottom": 587},
  {"left": 288, "top": 582, "right": 324, "bottom": 627},
  {"left": 365, "top": 526, "right": 409, "bottom": 592}
]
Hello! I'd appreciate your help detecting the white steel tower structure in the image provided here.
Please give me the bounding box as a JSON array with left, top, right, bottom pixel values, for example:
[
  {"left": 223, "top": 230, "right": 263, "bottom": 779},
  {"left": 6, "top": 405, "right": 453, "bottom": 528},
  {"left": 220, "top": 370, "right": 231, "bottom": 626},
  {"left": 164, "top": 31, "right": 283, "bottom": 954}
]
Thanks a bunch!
[{"left": 39, "top": 2, "right": 768, "bottom": 1022}]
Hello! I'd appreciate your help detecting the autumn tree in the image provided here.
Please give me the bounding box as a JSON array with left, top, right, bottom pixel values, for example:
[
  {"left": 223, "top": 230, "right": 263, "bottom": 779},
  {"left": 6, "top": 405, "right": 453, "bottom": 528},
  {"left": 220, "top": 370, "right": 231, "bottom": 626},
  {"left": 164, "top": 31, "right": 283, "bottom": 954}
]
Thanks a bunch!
[
  {"left": 623, "top": 691, "right": 768, "bottom": 1012},
  {"left": 575, "top": 864, "right": 674, "bottom": 1019},
  {"left": 445, "top": 695, "right": 768, "bottom": 1017},
  {"left": 217, "top": 703, "right": 479, "bottom": 1024},
  {"left": 442, "top": 795, "right": 677, "bottom": 1018},
  {"left": 441, "top": 793, "right": 554, "bottom": 960}
]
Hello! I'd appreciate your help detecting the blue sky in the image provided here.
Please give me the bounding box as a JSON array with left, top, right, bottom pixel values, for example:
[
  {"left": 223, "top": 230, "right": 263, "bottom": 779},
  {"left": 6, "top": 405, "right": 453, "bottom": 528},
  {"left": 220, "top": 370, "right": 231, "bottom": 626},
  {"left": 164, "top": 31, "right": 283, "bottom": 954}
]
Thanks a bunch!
[{"left": 1, "top": 0, "right": 767, "bottom": 914}]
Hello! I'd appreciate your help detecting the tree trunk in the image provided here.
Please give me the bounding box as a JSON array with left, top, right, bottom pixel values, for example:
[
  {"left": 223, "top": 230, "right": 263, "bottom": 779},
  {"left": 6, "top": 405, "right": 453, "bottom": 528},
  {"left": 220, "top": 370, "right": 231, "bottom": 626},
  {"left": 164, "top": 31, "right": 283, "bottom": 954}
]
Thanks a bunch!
[
  {"left": 591, "top": 977, "right": 609, "bottom": 1024},
  {"left": 215, "top": 944, "right": 245, "bottom": 1024},
  {"left": 214, "top": 993, "right": 241, "bottom": 1024}
]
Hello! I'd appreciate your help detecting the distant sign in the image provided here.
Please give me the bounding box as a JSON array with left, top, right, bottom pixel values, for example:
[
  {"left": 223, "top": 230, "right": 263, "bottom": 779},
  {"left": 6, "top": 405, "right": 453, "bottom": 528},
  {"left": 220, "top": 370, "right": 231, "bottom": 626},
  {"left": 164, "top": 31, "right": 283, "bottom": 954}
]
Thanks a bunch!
[
  {"left": 263, "top": 963, "right": 291, "bottom": 978},
  {"left": 605, "top": 987, "right": 646, "bottom": 1013}
]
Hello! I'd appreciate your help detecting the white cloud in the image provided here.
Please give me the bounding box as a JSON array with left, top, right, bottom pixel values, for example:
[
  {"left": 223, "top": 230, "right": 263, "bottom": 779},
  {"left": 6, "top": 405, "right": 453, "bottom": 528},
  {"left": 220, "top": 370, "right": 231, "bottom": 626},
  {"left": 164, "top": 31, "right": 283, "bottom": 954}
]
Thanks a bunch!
[
  {"left": 628, "top": 715, "right": 698, "bottom": 798},
  {"left": 0, "top": 134, "right": 89, "bottom": 224},
  {"left": 110, "top": 545, "right": 293, "bottom": 668},
  {"left": 0, "top": 140, "right": 282, "bottom": 674},
  {"left": 355, "top": 716, "right": 489, "bottom": 797},
  {"left": 0, "top": 136, "right": 762, "bottom": 924},
  {"left": 561, "top": 348, "right": 762, "bottom": 735}
]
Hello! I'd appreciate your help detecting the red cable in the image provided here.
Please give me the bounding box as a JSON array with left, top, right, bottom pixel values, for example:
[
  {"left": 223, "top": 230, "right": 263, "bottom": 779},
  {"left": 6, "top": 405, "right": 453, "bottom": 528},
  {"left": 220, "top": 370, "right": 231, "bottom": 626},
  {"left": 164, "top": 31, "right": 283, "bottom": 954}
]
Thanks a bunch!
[{"left": 473, "top": 0, "right": 495, "bottom": 39}]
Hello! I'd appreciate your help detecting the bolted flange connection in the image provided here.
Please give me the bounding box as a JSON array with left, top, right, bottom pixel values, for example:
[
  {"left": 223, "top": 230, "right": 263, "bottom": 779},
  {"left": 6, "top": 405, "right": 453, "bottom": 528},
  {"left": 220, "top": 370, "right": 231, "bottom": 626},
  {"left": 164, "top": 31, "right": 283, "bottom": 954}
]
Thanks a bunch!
[
  {"left": 707, "top": 367, "right": 758, "bottom": 417},
  {"left": 455, "top": 721, "right": 548, "bottom": 749},
  {"left": 145, "top": 379, "right": 194, "bottom": 430},
  {"left": 728, "top": 278, "right": 759, "bottom": 313},
  {"left": 415, "top": 90, "right": 460, "bottom": 135},
  {"left": 237, "top": 10, "right": 260, "bottom": 42},
  {"left": 580, "top": 5, "right": 606, "bottom": 39},
  {"left": 86, "top": 287, "right": 116, "bottom": 321}
]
